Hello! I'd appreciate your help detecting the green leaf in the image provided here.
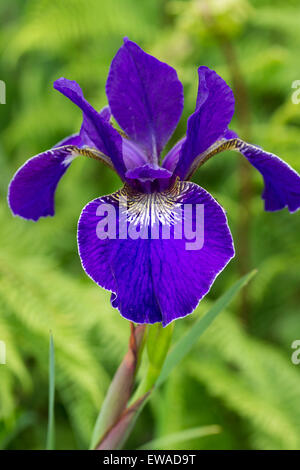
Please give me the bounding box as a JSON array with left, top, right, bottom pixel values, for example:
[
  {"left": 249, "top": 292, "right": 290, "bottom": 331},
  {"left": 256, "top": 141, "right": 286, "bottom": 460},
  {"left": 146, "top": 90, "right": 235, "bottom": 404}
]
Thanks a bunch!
[
  {"left": 138, "top": 424, "right": 221, "bottom": 450},
  {"left": 46, "top": 332, "right": 55, "bottom": 450},
  {"left": 157, "top": 270, "right": 257, "bottom": 387}
]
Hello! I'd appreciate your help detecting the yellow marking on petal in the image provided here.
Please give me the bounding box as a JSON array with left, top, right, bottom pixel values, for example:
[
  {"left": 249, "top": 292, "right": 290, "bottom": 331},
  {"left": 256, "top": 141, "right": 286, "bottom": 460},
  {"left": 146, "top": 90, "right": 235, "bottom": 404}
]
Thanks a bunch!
[
  {"left": 110, "top": 180, "right": 190, "bottom": 228},
  {"left": 59, "top": 145, "right": 114, "bottom": 170},
  {"left": 187, "top": 138, "right": 244, "bottom": 179}
]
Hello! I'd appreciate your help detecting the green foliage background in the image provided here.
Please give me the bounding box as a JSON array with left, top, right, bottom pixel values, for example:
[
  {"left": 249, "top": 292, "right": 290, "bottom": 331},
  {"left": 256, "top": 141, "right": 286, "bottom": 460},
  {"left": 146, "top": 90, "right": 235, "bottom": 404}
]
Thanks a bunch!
[{"left": 0, "top": 0, "right": 300, "bottom": 450}]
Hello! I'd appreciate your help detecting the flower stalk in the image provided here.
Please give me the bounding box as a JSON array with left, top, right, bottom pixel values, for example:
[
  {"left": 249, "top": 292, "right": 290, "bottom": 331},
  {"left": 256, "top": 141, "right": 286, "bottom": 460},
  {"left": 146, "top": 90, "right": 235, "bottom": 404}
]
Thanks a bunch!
[
  {"left": 91, "top": 323, "right": 146, "bottom": 449},
  {"left": 93, "top": 322, "right": 174, "bottom": 450}
]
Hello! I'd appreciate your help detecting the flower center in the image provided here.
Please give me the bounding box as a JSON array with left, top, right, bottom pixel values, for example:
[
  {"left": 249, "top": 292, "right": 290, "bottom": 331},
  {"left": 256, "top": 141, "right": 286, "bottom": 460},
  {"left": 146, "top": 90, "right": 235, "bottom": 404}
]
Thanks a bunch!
[{"left": 110, "top": 180, "right": 189, "bottom": 229}]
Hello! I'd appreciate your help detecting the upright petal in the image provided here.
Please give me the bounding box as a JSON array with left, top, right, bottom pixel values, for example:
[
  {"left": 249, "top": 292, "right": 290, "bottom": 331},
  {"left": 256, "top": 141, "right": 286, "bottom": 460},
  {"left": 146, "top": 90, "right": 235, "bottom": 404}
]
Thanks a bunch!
[
  {"left": 98, "top": 105, "right": 111, "bottom": 122},
  {"left": 162, "top": 137, "right": 186, "bottom": 172},
  {"left": 106, "top": 39, "right": 184, "bottom": 163},
  {"left": 79, "top": 105, "right": 112, "bottom": 147},
  {"left": 78, "top": 181, "right": 234, "bottom": 326},
  {"left": 122, "top": 139, "right": 148, "bottom": 170},
  {"left": 54, "top": 78, "right": 126, "bottom": 178},
  {"left": 174, "top": 66, "right": 235, "bottom": 180}
]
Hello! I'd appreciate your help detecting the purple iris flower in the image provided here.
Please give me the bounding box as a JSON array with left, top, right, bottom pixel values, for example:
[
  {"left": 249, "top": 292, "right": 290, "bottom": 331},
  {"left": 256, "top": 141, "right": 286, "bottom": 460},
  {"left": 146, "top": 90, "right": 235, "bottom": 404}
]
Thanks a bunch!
[{"left": 8, "top": 39, "right": 300, "bottom": 326}]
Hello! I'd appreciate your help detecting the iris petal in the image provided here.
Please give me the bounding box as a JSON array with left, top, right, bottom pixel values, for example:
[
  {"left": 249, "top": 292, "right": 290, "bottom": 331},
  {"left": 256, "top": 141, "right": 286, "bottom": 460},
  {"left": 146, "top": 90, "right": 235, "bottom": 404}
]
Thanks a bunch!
[
  {"left": 126, "top": 164, "right": 172, "bottom": 181},
  {"left": 238, "top": 141, "right": 300, "bottom": 212},
  {"left": 8, "top": 133, "right": 114, "bottom": 221},
  {"left": 106, "top": 38, "right": 184, "bottom": 163},
  {"left": 162, "top": 137, "right": 186, "bottom": 172},
  {"left": 174, "top": 66, "right": 235, "bottom": 180},
  {"left": 8, "top": 135, "right": 79, "bottom": 221},
  {"left": 186, "top": 135, "right": 300, "bottom": 213},
  {"left": 77, "top": 181, "right": 234, "bottom": 326},
  {"left": 54, "top": 78, "right": 126, "bottom": 178},
  {"left": 122, "top": 139, "right": 148, "bottom": 170},
  {"left": 126, "top": 163, "right": 173, "bottom": 192},
  {"left": 80, "top": 105, "right": 112, "bottom": 147}
]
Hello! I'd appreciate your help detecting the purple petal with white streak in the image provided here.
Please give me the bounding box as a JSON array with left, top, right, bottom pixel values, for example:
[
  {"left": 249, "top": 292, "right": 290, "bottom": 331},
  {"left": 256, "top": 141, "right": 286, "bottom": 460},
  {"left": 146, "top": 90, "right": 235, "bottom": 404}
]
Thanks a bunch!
[{"left": 77, "top": 181, "right": 234, "bottom": 325}]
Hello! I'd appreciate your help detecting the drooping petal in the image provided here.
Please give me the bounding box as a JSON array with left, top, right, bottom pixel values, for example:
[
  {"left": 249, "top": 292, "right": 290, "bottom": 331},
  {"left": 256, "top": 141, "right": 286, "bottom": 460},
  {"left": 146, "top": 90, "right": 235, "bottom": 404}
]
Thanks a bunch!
[
  {"left": 106, "top": 38, "right": 184, "bottom": 163},
  {"left": 8, "top": 98, "right": 117, "bottom": 222},
  {"left": 238, "top": 141, "right": 300, "bottom": 212},
  {"left": 184, "top": 134, "right": 300, "bottom": 213},
  {"left": 78, "top": 181, "right": 234, "bottom": 326},
  {"left": 54, "top": 78, "right": 126, "bottom": 178},
  {"left": 174, "top": 66, "right": 235, "bottom": 180},
  {"left": 8, "top": 137, "right": 78, "bottom": 221},
  {"left": 8, "top": 134, "right": 114, "bottom": 221}
]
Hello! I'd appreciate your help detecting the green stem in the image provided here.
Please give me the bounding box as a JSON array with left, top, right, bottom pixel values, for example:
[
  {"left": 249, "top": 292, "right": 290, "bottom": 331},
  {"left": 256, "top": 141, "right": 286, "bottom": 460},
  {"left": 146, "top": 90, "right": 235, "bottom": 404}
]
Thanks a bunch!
[
  {"left": 91, "top": 323, "right": 146, "bottom": 449},
  {"left": 95, "top": 322, "right": 174, "bottom": 450},
  {"left": 131, "top": 322, "right": 174, "bottom": 402}
]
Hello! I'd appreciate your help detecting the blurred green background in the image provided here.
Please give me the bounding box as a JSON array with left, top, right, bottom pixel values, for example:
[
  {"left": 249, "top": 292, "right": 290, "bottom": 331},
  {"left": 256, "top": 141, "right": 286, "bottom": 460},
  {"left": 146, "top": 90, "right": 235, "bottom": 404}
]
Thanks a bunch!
[{"left": 0, "top": 0, "right": 300, "bottom": 450}]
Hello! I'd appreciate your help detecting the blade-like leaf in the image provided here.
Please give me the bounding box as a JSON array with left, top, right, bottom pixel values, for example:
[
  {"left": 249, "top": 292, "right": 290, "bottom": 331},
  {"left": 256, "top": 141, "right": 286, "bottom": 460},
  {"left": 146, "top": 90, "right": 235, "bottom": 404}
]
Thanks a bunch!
[
  {"left": 46, "top": 332, "right": 55, "bottom": 450},
  {"left": 138, "top": 424, "right": 221, "bottom": 450},
  {"left": 157, "top": 270, "right": 257, "bottom": 387}
]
